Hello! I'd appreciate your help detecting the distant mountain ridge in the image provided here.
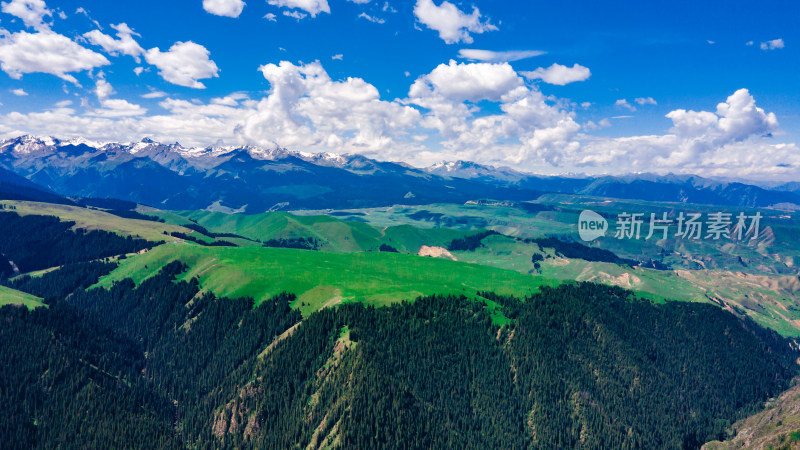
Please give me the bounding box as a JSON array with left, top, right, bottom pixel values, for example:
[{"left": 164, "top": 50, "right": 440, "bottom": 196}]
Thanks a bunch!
[
  {"left": 0, "top": 135, "right": 541, "bottom": 212},
  {"left": 1, "top": 135, "right": 799, "bottom": 212},
  {"left": 425, "top": 159, "right": 800, "bottom": 209}
]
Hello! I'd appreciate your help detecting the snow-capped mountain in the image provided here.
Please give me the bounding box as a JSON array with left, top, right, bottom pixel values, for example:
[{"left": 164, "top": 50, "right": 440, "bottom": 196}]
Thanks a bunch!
[
  {"left": 1, "top": 135, "right": 799, "bottom": 211},
  {"left": 426, "top": 160, "right": 529, "bottom": 183},
  {"left": 0, "top": 135, "right": 535, "bottom": 212}
]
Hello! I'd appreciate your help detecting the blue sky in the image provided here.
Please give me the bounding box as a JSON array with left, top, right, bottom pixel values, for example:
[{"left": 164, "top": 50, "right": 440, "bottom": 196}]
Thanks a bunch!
[{"left": 0, "top": 0, "right": 798, "bottom": 180}]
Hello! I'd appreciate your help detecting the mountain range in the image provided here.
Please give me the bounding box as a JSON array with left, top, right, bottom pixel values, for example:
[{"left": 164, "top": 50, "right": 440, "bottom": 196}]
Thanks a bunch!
[{"left": 1, "top": 135, "right": 799, "bottom": 212}]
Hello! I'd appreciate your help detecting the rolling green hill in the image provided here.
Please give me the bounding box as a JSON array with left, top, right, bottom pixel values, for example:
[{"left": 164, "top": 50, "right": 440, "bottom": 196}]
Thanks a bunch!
[
  {"left": 2, "top": 200, "right": 209, "bottom": 244},
  {"left": 140, "top": 202, "right": 800, "bottom": 336},
  {"left": 0, "top": 285, "right": 44, "bottom": 309},
  {"left": 95, "top": 242, "right": 559, "bottom": 318},
  {"left": 144, "top": 208, "right": 471, "bottom": 253}
]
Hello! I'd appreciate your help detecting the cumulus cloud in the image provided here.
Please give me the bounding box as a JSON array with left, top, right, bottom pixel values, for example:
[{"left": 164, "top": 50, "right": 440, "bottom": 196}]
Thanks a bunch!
[
  {"left": 85, "top": 73, "right": 146, "bottom": 117},
  {"left": 144, "top": 41, "right": 219, "bottom": 88},
  {"left": 141, "top": 90, "right": 167, "bottom": 99},
  {"left": 283, "top": 10, "right": 307, "bottom": 20},
  {"left": 95, "top": 74, "right": 113, "bottom": 100},
  {"left": 202, "top": 0, "right": 245, "bottom": 18},
  {"left": 267, "top": 0, "right": 329, "bottom": 17},
  {"left": 409, "top": 59, "right": 522, "bottom": 102},
  {"left": 583, "top": 118, "right": 610, "bottom": 131},
  {"left": 567, "top": 89, "right": 790, "bottom": 179},
  {"left": 413, "top": 0, "right": 496, "bottom": 44},
  {"left": 614, "top": 99, "right": 636, "bottom": 112},
  {"left": 90, "top": 98, "right": 148, "bottom": 118},
  {"left": 0, "top": 30, "right": 109, "bottom": 83},
  {"left": 634, "top": 97, "right": 657, "bottom": 106},
  {"left": 240, "top": 60, "right": 420, "bottom": 154},
  {"left": 668, "top": 88, "right": 777, "bottom": 147},
  {"left": 407, "top": 60, "right": 580, "bottom": 165},
  {"left": 11, "top": 88, "right": 27, "bottom": 96},
  {"left": 83, "top": 23, "right": 144, "bottom": 62},
  {"left": 264, "top": 13, "right": 277, "bottom": 21},
  {"left": 760, "top": 38, "right": 784, "bottom": 50},
  {"left": 1, "top": 0, "right": 52, "bottom": 31},
  {"left": 0, "top": 62, "right": 420, "bottom": 156},
  {"left": 358, "top": 12, "right": 384, "bottom": 23},
  {"left": 521, "top": 63, "right": 591, "bottom": 85},
  {"left": 457, "top": 49, "right": 545, "bottom": 62}
]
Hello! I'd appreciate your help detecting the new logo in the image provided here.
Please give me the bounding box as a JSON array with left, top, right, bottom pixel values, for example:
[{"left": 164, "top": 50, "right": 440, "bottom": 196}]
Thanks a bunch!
[{"left": 578, "top": 210, "right": 607, "bottom": 241}]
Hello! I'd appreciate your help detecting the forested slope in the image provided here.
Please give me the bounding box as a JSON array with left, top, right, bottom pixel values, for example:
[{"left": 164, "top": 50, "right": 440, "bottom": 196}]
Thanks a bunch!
[{"left": 1, "top": 259, "right": 796, "bottom": 449}]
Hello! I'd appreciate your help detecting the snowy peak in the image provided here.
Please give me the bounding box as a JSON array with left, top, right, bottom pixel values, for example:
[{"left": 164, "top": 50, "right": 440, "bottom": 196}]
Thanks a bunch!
[
  {"left": 0, "top": 135, "right": 57, "bottom": 154},
  {"left": 426, "top": 160, "right": 527, "bottom": 183}
]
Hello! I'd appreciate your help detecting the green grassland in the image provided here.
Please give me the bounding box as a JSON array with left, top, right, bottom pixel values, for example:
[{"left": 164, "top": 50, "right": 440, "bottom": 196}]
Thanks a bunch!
[
  {"left": 139, "top": 199, "right": 800, "bottom": 335},
  {"left": 95, "top": 242, "right": 560, "bottom": 318},
  {"left": 8, "top": 197, "right": 800, "bottom": 335},
  {"left": 0, "top": 285, "right": 45, "bottom": 309},
  {"left": 1, "top": 200, "right": 209, "bottom": 243},
  {"left": 145, "top": 209, "right": 471, "bottom": 253},
  {"left": 298, "top": 196, "right": 800, "bottom": 276}
]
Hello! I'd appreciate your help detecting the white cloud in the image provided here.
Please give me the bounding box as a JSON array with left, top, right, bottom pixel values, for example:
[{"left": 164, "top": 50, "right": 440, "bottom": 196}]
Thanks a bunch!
[
  {"left": 566, "top": 89, "right": 791, "bottom": 180},
  {"left": 0, "top": 30, "right": 110, "bottom": 83},
  {"left": 141, "top": 90, "right": 167, "bottom": 99},
  {"left": 203, "top": 0, "right": 245, "bottom": 18},
  {"left": 283, "top": 10, "right": 307, "bottom": 20},
  {"left": 614, "top": 99, "right": 636, "bottom": 112},
  {"left": 332, "top": 53, "right": 343, "bottom": 60},
  {"left": 409, "top": 59, "right": 522, "bottom": 102},
  {"left": 0, "top": 62, "right": 414, "bottom": 153},
  {"left": 634, "top": 97, "right": 657, "bottom": 106},
  {"left": 90, "top": 98, "right": 147, "bottom": 117},
  {"left": 358, "top": 12, "right": 384, "bottom": 24},
  {"left": 95, "top": 74, "right": 113, "bottom": 100},
  {"left": 668, "top": 88, "right": 777, "bottom": 147},
  {"left": 347, "top": 0, "right": 370, "bottom": 3},
  {"left": 746, "top": 40, "right": 754, "bottom": 46},
  {"left": 144, "top": 41, "right": 219, "bottom": 89},
  {"left": 89, "top": 73, "right": 146, "bottom": 117},
  {"left": 1, "top": 0, "right": 52, "bottom": 31},
  {"left": 74, "top": 6, "right": 101, "bottom": 29},
  {"left": 457, "top": 49, "right": 545, "bottom": 62},
  {"left": 134, "top": 66, "right": 144, "bottom": 75},
  {"left": 240, "top": 60, "right": 421, "bottom": 154},
  {"left": 413, "top": 0, "right": 497, "bottom": 44},
  {"left": 521, "top": 63, "right": 591, "bottom": 85},
  {"left": 83, "top": 23, "right": 144, "bottom": 62},
  {"left": 264, "top": 12, "right": 277, "bottom": 21},
  {"left": 11, "top": 88, "right": 27, "bottom": 96},
  {"left": 54, "top": 99, "right": 71, "bottom": 107},
  {"left": 267, "top": 0, "right": 329, "bottom": 17},
  {"left": 583, "top": 118, "right": 610, "bottom": 131},
  {"left": 407, "top": 60, "right": 580, "bottom": 166},
  {"left": 760, "top": 38, "right": 784, "bottom": 50}
]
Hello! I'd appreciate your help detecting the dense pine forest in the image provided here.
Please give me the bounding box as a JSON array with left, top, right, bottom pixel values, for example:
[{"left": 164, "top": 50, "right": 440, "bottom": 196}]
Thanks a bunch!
[
  {"left": 0, "top": 211, "right": 155, "bottom": 272},
  {"left": 1, "top": 265, "right": 797, "bottom": 448}
]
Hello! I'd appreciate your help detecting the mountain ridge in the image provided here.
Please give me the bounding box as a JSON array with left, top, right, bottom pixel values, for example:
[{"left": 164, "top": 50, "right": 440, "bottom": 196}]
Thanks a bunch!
[{"left": 2, "top": 135, "right": 799, "bottom": 211}]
